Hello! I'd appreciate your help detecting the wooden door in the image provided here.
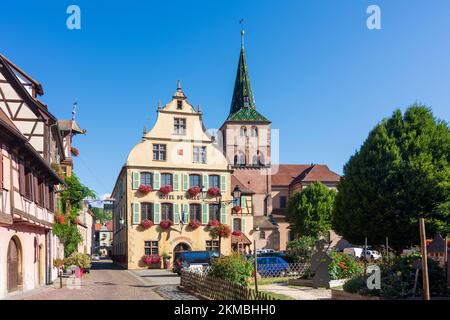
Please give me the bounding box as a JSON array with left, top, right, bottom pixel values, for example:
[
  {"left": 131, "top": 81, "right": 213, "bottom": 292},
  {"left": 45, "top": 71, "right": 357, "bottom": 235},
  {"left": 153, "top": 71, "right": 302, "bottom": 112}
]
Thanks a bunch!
[{"left": 7, "top": 239, "right": 19, "bottom": 293}]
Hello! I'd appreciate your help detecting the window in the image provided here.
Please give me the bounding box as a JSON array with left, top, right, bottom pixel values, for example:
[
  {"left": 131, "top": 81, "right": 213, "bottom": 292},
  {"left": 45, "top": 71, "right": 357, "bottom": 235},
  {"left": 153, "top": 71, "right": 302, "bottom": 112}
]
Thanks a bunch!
[
  {"left": 161, "top": 173, "right": 172, "bottom": 187},
  {"left": 189, "top": 204, "right": 201, "bottom": 221},
  {"left": 240, "top": 126, "right": 247, "bottom": 137},
  {"left": 161, "top": 203, "right": 173, "bottom": 221},
  {"left": 252, "top": 150, "right": 265, "bottom": 166},
  {"left": 209, "top": 175, "right": 219, "bottom": 188},
  {"left": 24, "top": 168, "right": 33, "bottom": 199},
  {"left": 193, "top": 146, "right": 206, "bottom": 163},
  {"left": 206, "top": 240, "right": 219, "bottom": 252},
  {"left": 153, "top": 144, "right": 166, "bottom": 161},
  {"left": 144, "top": 241, "right": 159, "bottom": 256},
  {"left": 233, "top": 218, "right": 242, "bottom": 232},
  {"left": 209, "top": 204, "right": 220, "bottom": 222},
  {"left": 279, "top": 196, "right": 287, "bottom": 209},
  {"left": 140, "top": 172, "right": 153, "bottom": 187},
  {"left": 177, "top": 100, "right": 182, "bottom": 110},
  {"left": 251, "top": 126, "right": 258, "bottom": 137},
  {"left": 189, "top": 174, "right": 201, "bottom": 188},
  {"left": 260, "top": 230, "right": 266, "bottom": 239},
  {"left": 141, "top": 203, "right": 153, "bottom": 221},
  {"left": 37, "top": 179, "right": 44, "bottom": 207},
  {"left": 235, "top": 152, "right": 245, "bottom": 166},
  {"left": 174, "top": 118, "right": 186, "bottom": 135}
]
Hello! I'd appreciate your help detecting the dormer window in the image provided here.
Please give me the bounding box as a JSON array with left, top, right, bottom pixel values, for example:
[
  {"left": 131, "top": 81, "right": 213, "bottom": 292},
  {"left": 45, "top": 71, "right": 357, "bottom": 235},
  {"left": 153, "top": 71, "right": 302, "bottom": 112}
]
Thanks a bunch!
[
  {"left": 177, "top": 100, "right": 182, "bottom": 110},
  {"left": 243, "top": 96, "right": 250, "bottom": 108}
]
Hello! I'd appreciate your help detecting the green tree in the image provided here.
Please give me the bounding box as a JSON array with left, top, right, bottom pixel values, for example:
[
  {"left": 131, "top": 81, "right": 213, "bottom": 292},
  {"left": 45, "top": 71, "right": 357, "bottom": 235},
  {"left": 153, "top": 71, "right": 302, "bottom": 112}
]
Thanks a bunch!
[
  {"left": 91, "top": 207, "right": 112, "bottom": 223},
  {"left": 287, "top": 182, "right": 336, "bottom": 238},
  {"left": 286, "top": 236, "right": 316, "bottom": 263},
  {"left": 333, "top": 105, "right": 450, "bottom": 250},
  {"left": 54, "top": 173, "right": 96, "bottom": 257}
]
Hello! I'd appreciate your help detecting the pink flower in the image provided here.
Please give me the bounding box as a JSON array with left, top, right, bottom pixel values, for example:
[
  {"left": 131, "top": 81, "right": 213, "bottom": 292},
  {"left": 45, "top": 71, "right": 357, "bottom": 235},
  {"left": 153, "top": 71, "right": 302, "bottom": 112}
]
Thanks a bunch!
[
  {"left": 159, "top": 220, "right": 173, "bottom": 230},
  {"left": 207, "top": 187, "right": 220, "bottom": 197},
  {"left": 140, "top": 219, "right": 154, "bottom": 229},
  {"left": 138, "top": 184, "right": 153, "bottom": 194}
]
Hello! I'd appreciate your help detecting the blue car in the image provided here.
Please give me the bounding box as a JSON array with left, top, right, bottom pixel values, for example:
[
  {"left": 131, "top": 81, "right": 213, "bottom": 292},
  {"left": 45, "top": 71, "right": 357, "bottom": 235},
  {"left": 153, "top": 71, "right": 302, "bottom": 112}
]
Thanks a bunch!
[{"left": 256, "top": 256, "right": 290, "bottom": 277}]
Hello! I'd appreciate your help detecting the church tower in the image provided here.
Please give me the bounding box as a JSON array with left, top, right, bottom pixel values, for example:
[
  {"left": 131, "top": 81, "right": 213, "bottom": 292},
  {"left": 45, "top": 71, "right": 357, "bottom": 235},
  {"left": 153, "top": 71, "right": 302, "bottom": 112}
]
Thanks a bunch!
[{"left": 220, "top": 29, "right": 273, "bottom": 230}]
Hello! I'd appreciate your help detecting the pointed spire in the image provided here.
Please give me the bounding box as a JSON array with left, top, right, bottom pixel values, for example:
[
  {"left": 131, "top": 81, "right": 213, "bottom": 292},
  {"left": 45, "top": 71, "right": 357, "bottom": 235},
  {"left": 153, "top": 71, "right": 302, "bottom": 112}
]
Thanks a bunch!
[
  {"left": 177, "top": 80, "right": 182, "bottom": 92},
  {"left": 173, "top": 80, "right": 187, "bottom": 99}
]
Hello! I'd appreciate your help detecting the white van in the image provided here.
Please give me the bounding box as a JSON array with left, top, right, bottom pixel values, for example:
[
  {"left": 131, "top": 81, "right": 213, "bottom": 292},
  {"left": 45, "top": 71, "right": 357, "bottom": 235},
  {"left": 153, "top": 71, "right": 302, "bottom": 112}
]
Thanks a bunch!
[{"left": 343, "top": 247, "right": 363, "bottom": 258}]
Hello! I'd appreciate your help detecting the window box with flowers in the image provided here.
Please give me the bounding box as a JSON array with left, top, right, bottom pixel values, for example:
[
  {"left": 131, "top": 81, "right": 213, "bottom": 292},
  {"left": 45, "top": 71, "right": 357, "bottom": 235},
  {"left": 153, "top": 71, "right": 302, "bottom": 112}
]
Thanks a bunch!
[
  {"left": 232, "top": 205, "right": 242, "bottom": 214},
  {"left": 70, "top": 147, "right": 79, "bottom": 157},
  {"left": 232, "top": 230, "right": 243, "bottom": 237},
  {"left": 142, "top": 255, "right": 161, "bottom": 269},
  {"left": 207, "top": 187, "right": 220, "bottom": 197},
  {"left": 188, "top": 219, "right": 201, "bottom": 230},
  {"left": 159, "top": 185, "right": 172, "bottom": 195},
  {"left": 187, "top": 186, "right": 202, "bottom": 197},
  {"left": 207, "top": 219, "right": 220, "bottom": 228},
  {"left": 159, "top": 220, "right": 173, "bottom": 230},
  {"left": 210, "top": 224, "right": 232, "bottom": 239},
  {"left": 138, "top": 184, "right": 153, "bottom": 194},
  {"left": 139, "top": 219, "right": 154, "bottom": 230}
]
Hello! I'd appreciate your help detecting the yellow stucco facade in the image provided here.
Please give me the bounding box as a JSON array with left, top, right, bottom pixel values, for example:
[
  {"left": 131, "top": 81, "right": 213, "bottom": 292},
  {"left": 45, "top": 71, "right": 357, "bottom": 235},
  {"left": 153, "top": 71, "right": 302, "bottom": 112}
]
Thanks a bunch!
[{"left": 112, "top": 84, "right": 237, "bottom": 269}]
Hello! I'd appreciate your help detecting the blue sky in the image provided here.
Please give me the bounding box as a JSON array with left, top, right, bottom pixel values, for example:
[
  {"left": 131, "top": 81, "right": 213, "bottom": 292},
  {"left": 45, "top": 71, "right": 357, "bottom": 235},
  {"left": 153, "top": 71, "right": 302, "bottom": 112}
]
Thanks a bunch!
[{"left": 2, "top": 0, "right": 450, "bottom": 198}]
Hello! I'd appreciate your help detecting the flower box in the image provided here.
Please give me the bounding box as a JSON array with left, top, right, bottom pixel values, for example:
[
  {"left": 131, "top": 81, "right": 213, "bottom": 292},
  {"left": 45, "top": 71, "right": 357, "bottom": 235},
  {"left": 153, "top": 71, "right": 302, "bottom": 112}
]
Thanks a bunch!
[
  {"left": 207, "top": 220, "right": 220, "bottom": 228},
  {"left": 140, "top": 219, "right": 154, "bottom": 229},
  {"left": 142, "top": 255, "right": 161, "bottom": 267},
  {"left": 207, "top": 187, "right": 220, "bottom": 197},
  {"left": 159, "top": 185, "right": 172, "bottom": 195},
  {"left": 232, "top": 205, "right": 242, "bottom": 213},
  {"left": 138, "top": 184, "right": 153, "bottom": 194},
  {"left": 209, "top": 224, "right": 231, "bottom": 238},
  {"left": 188, "top": 219, "right": 201, "bottom": 230},
  {"left": 159, "top": 220, "right": 173, "bottom": 230},
  {"left": 188, "top": 186, "right": 202, "bottom": 197},
  {"left": 232, "top": 230, "right": 243, "bottom": 237},
  {"left": 70, "top": 147, "right": 79, "bottom": 157}
]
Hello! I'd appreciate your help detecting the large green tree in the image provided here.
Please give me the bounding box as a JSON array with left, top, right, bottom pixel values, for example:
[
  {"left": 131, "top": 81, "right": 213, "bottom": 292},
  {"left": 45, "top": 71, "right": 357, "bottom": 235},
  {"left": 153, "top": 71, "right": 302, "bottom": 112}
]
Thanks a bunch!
[
  {"left": 287, "top": 182, "right": 336, "bottom": 238},
  {"left": 333, "top": 105, "right": 450, "bottom": 250}
]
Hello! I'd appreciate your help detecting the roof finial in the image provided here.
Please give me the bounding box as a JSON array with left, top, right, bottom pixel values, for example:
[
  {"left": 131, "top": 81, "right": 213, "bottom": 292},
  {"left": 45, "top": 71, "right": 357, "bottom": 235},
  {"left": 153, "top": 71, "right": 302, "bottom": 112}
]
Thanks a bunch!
[
  {"left": 239, "top": 19, "right": 245, "bottom": 49},
  {"left": 157, "top": 98, "right": 162, "bottom": 110},
  {"left": 72, "top": 102, "right": 77, "bottom": 121},
  {"left": 177, "top": 80, "right": 182, "bottom": 92},
  {"left": 198, "top": 104, "right": 202, "bottom": 113},
  {"left": 143, "top": 125, "right": 147, "bottom": 135}
]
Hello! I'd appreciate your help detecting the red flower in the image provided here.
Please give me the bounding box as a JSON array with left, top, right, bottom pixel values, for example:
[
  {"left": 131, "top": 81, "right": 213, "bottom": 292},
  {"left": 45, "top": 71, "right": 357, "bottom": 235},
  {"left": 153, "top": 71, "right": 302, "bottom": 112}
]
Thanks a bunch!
[
  {"left": 159, "top": 185, "right": 172, "bottom": 195},
  {"left": 210, "top": 224, "right": 231, "bottom": 239},
  {"left": 142, "top": 255, "right": 161, "bottom": 265},
  {"left": 138, "top": 184, "right": 153, "bottom": 194},
  {"left": 70, "top": 147, "right": 79, "bottom": 157},
  {"left": 232, "top": 205, "right": 242, "bottom": 213},
  {"left": 159, "top": 220, "right": 173, "bottom": 230},
  {"left": 207, "top": 219, "right": 220, "bottom": 228},
  {"left": 56, "top": 214, "right": 65, "bottom": 225},
  {"left": 232, "top": 230, "right": 243, "bottom": 237},
  {"left": 140, "top": 219, "right": 154, "bottom": 229},
  {"left": 75, "top": 217, "right": 79, "bottom": 225},
  {"left": 188, "top": 186, "right": 202, "bottom": 197},
  {"left": 207, "top": 187, "right": 220, "bottom": 197},
  {"left": 188, "top": 219, "right": 201, "bottom": 230}
]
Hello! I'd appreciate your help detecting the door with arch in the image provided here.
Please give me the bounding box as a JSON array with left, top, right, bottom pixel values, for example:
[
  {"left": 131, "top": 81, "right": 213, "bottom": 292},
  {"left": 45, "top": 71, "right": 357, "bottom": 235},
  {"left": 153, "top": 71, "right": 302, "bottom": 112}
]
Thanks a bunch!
[
  {"left": 173, "top": 243, "right": 191, "bottom": 255},
  {"left": 7, "top": 237, "right": 22, "bottom": 293}
]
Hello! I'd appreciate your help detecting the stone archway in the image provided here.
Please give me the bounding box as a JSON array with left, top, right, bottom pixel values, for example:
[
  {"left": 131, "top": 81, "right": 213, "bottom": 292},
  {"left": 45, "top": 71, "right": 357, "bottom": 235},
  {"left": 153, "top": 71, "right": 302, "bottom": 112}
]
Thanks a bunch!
[
  {"left": 173, "top": 242, "right": 191, "bottom": 255},
  {"left": 7, "top": 236, "right": 23, "bottom": 293}
]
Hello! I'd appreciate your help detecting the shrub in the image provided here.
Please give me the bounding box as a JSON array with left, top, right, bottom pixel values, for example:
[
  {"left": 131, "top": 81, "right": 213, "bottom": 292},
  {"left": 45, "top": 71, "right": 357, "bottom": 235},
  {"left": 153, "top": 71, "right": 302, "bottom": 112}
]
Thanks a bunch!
[
  {"left": 64, "top": 252, "right": 91, "bottom": 269},
  {"left": 286, "top": 236, "right": 316, "bottom": 263},
  {"left": 328, "top": 252, "right": 365, "bottom": 280},
  {"left": 209, "top": 253, "right": 253, "bottom": 287},
  {"left": 343, "top": 275, "right": 367, "bottom": 294}
]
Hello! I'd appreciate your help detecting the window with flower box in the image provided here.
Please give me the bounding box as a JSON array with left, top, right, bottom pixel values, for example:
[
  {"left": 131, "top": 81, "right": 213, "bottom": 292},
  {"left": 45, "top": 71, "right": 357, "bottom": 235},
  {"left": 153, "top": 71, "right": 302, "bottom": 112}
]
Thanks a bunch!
[
  {"left": 161, "top": 203, "right": 173, "bottom": 221},
  {"left": 141, "top": 203, "right": 154, "bottom": 221},
  {"left": 161, "top": 173, "right": 172, "bottom": 188},
  {"left": 189, "top": 204, "right": 201, "bottom": 221},
  {"left": 209, "top": 204, "right": 220, "bottom": 222},
  {"left": 189, "top": 174, "right": 201, "bottom": 188},
  {"left": 144, "top": 241, "right": 159, "bottom": 256},
  {"left": 206, "top": 240, "right": 219, "bottom": 252},
  {"left": 209, "top": 175, "right": 219, "bottom": 189},
  {"left": 140, "top": 172, "right": 153, "bottom": 187}
]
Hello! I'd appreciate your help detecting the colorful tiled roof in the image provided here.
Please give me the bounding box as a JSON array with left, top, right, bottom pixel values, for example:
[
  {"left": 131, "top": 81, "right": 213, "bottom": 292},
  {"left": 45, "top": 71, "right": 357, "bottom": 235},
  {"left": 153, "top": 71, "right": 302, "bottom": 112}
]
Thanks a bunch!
[{"left": 271, "top": 164, "right": 341, "bottom": 186}]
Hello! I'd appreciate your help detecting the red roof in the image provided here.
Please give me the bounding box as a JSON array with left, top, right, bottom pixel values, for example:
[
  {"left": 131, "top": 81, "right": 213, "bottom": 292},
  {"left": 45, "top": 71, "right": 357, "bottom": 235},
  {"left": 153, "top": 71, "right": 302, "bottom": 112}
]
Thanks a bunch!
[
  {"left": 271, "top": 164, "right": 340, "bottom": 187},
  {"left": 271, "top": 165, "right": 311, "bottom": 186}
]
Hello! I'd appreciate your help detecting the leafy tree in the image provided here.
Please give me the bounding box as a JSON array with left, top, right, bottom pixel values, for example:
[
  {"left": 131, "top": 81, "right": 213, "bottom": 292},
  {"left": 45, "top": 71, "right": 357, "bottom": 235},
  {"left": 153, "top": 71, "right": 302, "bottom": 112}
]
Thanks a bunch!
[
  {"left": 286, "top": 236, "right": 316, "bottom": 263},
  {"left": 333, "top": 105, "right": 450, "bottom": 250},
  {"left": 54, "top": 173, "right": 96, "bottom": 257},
  {"left": 91, "top": 207, "right": 112, "bottom": 223},
  {"left": 287, "top": 182, "right": 336, "bottom": 238}
]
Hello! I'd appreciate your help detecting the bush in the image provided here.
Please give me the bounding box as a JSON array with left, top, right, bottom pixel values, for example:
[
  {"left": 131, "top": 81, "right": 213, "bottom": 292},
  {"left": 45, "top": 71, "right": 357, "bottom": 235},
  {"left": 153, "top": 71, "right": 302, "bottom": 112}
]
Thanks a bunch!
[
  {"left": 209, "top": 253, "right": 253, "bottom": 287},
  {"left": 286, "top": 236, "right": 316, "bottom": 263},
  {"left": 64, "top": 252, "right": 92, "bottom": 269},
  {"left": 343, "top": 275, "right": 367, "bottom": 294},
  {"left": 328, "top": 252, "right": 365, "bottom": 280}
]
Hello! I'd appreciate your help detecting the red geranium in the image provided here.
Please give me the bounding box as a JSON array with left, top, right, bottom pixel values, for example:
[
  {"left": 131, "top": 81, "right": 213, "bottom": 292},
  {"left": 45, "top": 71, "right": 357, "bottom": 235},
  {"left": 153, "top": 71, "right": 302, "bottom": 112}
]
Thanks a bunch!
[
  {"left": 232, "top": 230, "right": 243, "bottom": 237},
  {"left": 207, "top": 187, "right": 220, "bottom": 197},
  {"left": 210, "top": 224, "right": 231, "bottom": 239},
  {"left": 138, "top": 184, "right": 153, "bottom": 194},
  {"left": 207, "top": 219, "right": 220, "bottom": 228},
  {"left": 70, "top": 147, "right": 79, "bottom": 157},
  {"left": 142, "top": 255, "right": 161, "bottom": 265},
  {"left": 140, "top": 219, "right": 154, "bottom": 229},
  {"left": 159, "top": 185, "right": 172, "bottom": 195},
  {"left": 232, "top": 205, "right": 242, "bottom": 213},
  {"left": 56, "top": 213, "right": 65, "bottom": 225},
  {"left": 188, "top": 186, "right": 202, "bottom": 197},
  {"left": 188, "top": 219, "right": 201, "bottom": 230},
  {"left": 75, "top": 217, "right": 79, "bottom": 225},
  {"left": 159, "top": 220, "right": 173, "bottom": 230}
]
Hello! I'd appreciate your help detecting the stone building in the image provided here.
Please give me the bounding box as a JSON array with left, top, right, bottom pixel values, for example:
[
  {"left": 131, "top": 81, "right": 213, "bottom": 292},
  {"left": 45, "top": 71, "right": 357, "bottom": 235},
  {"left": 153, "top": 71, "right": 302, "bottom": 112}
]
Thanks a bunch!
[{"left": 111, "top": 84, "right": 234, "bottom": 269}]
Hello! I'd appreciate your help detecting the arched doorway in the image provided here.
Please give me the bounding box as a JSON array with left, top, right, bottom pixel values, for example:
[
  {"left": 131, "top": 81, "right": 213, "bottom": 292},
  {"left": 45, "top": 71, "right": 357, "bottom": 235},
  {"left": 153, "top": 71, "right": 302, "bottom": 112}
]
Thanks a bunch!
[
  {"left": 173, "top": 242, "right": 191, "bottom": 254},
  {"left": 7, "top": 236, "right": 22, "bottom": 293}
]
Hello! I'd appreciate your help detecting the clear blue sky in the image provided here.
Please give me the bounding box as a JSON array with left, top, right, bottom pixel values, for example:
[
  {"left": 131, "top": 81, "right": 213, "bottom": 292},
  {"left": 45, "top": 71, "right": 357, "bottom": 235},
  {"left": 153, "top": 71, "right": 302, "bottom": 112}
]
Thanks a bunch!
[{"left": 2, "top": 0, "right": 450, "bottom": 198}]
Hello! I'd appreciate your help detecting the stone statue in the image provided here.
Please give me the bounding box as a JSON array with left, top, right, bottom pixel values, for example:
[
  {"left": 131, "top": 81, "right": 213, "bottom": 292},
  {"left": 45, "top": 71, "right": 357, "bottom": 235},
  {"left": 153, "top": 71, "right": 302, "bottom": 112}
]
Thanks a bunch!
[{"left": 311, "top": 240, "right": 332, "bottom": 289}]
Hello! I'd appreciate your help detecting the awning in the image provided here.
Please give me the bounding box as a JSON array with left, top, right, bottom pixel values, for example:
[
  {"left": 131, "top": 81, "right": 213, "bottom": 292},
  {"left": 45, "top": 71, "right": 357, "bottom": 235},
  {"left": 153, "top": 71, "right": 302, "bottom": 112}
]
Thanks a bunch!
[{"left": 231, "top": 233, "right": 252, "bottom": 245}]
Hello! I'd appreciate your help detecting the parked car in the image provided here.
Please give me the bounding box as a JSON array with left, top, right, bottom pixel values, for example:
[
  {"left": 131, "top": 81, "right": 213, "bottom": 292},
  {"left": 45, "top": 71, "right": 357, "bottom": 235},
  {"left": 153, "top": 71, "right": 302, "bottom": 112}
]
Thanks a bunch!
[
  {"left": 343, "top": 247, "right": 364, "bottom": 258},
  {"left": 257, "top": 251, "right": 296, "bottom": 263},
  {"left": 91, "top": 254, "right": 101, "bottom": 261},
  {"left": 173, "top": 251, "right": 219, "bottom": 275},
  {"left": 362, "top": 249, "right": 382, "bottom": 261},
  {"left": 256, "top": 256, "right": 290, "bottom": 277},
  {"left": 256, "top": 249, "right": 276, "bottom": 254}
]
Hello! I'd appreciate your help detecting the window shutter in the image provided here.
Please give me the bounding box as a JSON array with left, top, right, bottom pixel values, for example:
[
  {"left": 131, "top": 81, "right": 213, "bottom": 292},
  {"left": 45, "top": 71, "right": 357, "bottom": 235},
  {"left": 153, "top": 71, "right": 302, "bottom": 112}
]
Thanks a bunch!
[
  {"left": 241, "top": 196, "right": 247, "bottom": 213},
  {"left": 182, "top": 173, "right": 188, "bottom": 191},
  {"left": 174, "top": 204, "right": 180, "bottom": 224},
  {"left": 202, "top": 174, "right": 208, "bottom": 189},
  {"left": 220, "top": 175, "right": 227, "bottom": 192},
  {"left": 183, "top": 204, "right": 189, "bottom": 223},
  {"left": 221, "top": 205, "right": 227, "bottom": 224},
  {"left": 153, "top": 172, "right": 160, "bottom": 190},
  {"left": 201, "top": 203, "right": 208, "bottom": 225},
  {"left": 19, "top": 162, "right": 25, "bottom": 195},
  {"left": 173, "top": 173, "right": 179, "bottom": 191},
  {"left": 133, "top": 202, "right": 140, "bottom": 225},
  {"left": 242, "top": 218, "right": 246, "bottom": 233},
  {"left": 153, "top": 203, "right": 160, "bottom": 224},
  {"left": 132, "top": 172, "right": 140, "bottom": 190}
]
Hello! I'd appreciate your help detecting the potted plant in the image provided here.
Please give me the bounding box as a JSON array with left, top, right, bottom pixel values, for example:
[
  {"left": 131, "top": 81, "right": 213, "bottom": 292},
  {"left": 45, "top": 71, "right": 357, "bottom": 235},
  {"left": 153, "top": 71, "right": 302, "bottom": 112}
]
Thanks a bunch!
[
  {"left": 188, "top": 219, "right": 201, "bottom": 230},
  {"left": 207, "top": 187, "right": 220, "bottom": 197},
  {"left": 187, "top": 186, "right": 202, "bottom": 197},
  {"left": 232, "top": 205, "right": 242, "bottom": 214},
  {"left": 159, "top": 185, "right": 172, "bottom": 195},
  {"left": 142, "top": 255, "right": 161, "bottom": 269},
  {"left": 138, "top": 184, "right": 153, "bottom": 194},
  {"left": 207, "top": 219, "right": 220, "bottom": 228},
  {"left": 139, "top": 219, "right": 154, "bottom": 229},
  {"left": 161, "top": 252, "right": 171, "bottom": 270},
  {"left": 159, "top": 220, "right": 173, "bottom": 230}
]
